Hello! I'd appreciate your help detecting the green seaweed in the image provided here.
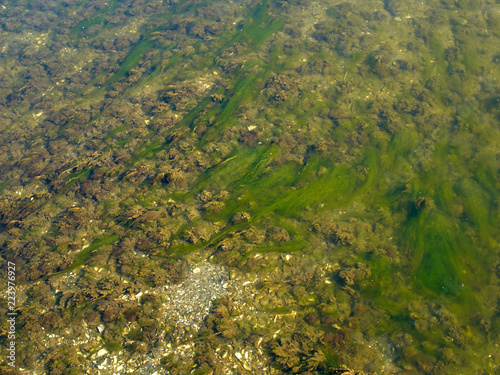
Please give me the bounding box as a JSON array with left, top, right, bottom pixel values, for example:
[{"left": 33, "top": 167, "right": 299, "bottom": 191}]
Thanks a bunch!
[
  {"left": 105, "top": 39, "right": 155, "bottom": 86},
  {"left": 404, "top": 210, "right": 471, "bottom": 301},
  {"left": 455, "top": 178, "right": 494, "bottom": 241},
  {"left": 51, "top": 234, "right": 120, "bottom": 276},
  {"left": 68, "top": 0, "right": 120, "bottom": 40},
  {"left": 0, "top": 179, "right": 9, "bottom": 194},
  {"left": 216, "top": 0, "right": 284, "bottom": 52},
  {"left": 103, "top": 124, "right": 128, "bottom": 143},
  {"left": 62, "top": 168, "right": 92, "bottom": 192},
  {"left": 242, "top": 240, "right": 309, "bottom": 259},
  {"left": 2, "top": 0, "right": 499, "bottom": 372}
]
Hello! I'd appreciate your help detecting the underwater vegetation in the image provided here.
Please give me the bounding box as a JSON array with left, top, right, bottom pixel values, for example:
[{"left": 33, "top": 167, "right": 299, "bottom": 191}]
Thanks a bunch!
[{"left": 0, "top": 0, "right": 499, "bottom": 373}]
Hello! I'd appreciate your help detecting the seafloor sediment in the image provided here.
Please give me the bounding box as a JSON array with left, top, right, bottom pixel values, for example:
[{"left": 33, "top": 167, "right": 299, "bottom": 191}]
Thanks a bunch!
[{"left": 0, "top": 0, "right": 499, "bottom": 374}]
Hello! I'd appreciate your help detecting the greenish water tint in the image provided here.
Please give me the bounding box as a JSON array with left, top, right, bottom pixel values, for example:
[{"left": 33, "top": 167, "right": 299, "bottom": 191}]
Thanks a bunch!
[{"left": 3, "top": 0, "right": 499, "bottom": 372}]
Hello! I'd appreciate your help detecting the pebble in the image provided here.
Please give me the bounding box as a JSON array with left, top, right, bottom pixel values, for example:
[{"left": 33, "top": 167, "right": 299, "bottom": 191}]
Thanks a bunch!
[{"left": 158, "top": 262, "right": 230, "bottom": 329}]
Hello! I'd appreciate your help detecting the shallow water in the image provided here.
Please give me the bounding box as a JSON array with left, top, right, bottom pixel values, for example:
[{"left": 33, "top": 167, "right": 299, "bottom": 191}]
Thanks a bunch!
[{"left": 0, "top": 0, "right": 498, "bottom": 373}]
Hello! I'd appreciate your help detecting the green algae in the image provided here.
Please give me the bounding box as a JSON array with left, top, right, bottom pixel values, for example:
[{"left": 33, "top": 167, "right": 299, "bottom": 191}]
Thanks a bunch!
[
  {"left": 243, "top": 240, "right": 309, "bottom": 259},
  {"left": 216, "top": 0, "right": 284, "bottom": 52},
  {"left": 63, "top": 168, "right": 92, "bottom": 192},
  {"left": 404, "top": 211, "right": 466, "bottom": 297},
  {"left": 455, "top": 178, "right": 493, "bottom": 235},
  {"left": 103, "top": 124, "right": 128, "bottom": 143},
  {"left": 51, "top": 234, "right": 120, "bottom": 276},
  {"left": 104, "top": 341, "right": 122, "bottom": 353},
  {"left": 68, "top": 0, "right": 120, "bottom": 40},
  {"left": 85, "top": 1, "right": 288, "bottom": 172},
  {"left": 0, "top": 179, "right": 9, "bottom": 193},
  {"left": 202, "top": 70, "right": 263, "bottom": 144},
  {"left": 105, "top": 40, "right": 155, "bottom": 86},
  {"left": 2, "top": 0, "right": 499, "bottom": 373}
]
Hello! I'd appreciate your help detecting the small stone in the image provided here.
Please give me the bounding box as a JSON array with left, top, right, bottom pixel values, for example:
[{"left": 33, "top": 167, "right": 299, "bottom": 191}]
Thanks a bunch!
[{"left": 232, "top": 212, "right": 250, "bottom": 224}]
